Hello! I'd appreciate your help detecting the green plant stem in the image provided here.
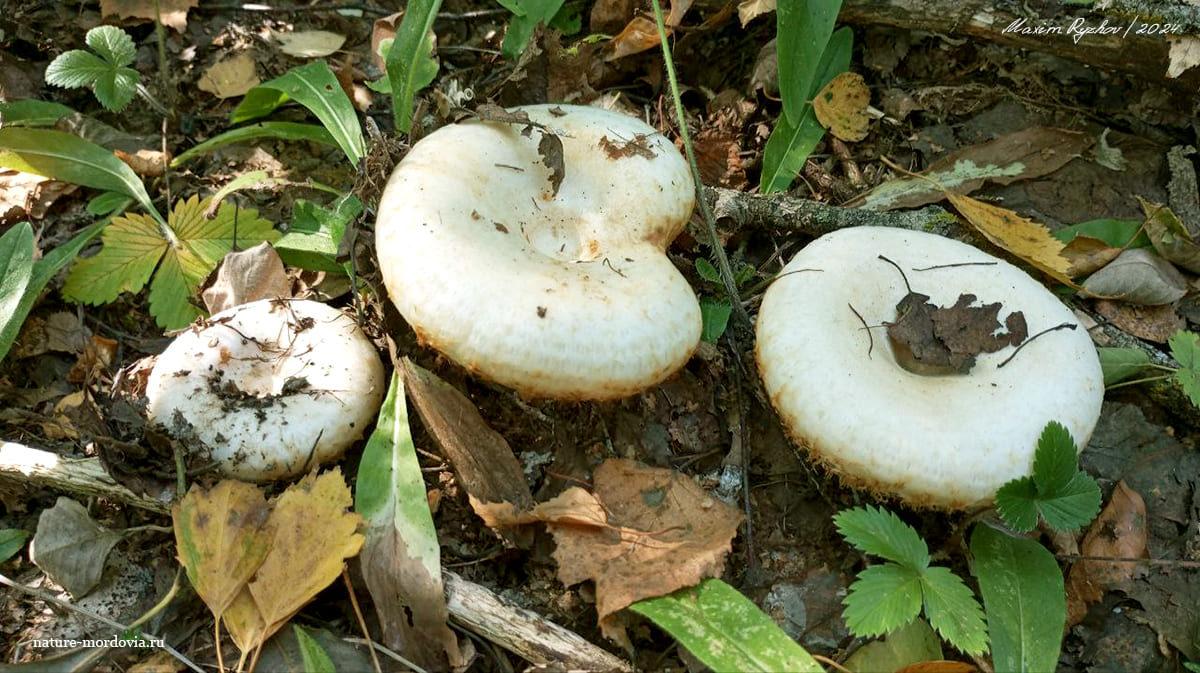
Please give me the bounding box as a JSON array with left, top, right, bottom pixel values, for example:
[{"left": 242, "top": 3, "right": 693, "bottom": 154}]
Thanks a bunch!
[
  {"left": 648, "top": 0, "right": 748, "bottom": 329},
  {"left": 1106, "top": 373, "right": 1175, "bottom": 391}
]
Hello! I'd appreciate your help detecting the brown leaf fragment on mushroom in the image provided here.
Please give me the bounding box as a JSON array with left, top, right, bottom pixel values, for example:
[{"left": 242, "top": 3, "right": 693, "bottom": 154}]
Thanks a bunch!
[
  {"left": 599, "top": 135, "right": 657, "bottom": 160},
  {"left": 1066, "top": 481, "right": 1147, "bottom": 626},
  {"left": 546, "top": 459, "right": 743, "bottom": 647},
  {"left": 538, "top": 132, "right": 565, "bottom": 197},
  {"left": 172, "top": 480, "right": 273, "bottom": 619},
  {"left": 402, "top": 359, "right": 535, "bottom": 548},
  {"left": 1093, "top": 300, "right": 1184, "bottom": 344},
  {"left": 1081, "top": 248, "right": 1188, "bottom": 306},
  {"left": 30, "top": 498, "right": 123, "bottom": 598},
  {"left": 812, "top": 72, "right": 871, "bottom": 142},
  {"left": 200, "top": 242, "right": 293, "bottom": 315},
  {"left": 931, "top": 294, "right": 1028, "bottom": 355},
  {"left": 946, "top": 193, "right": 1074, "bottom": 285}
]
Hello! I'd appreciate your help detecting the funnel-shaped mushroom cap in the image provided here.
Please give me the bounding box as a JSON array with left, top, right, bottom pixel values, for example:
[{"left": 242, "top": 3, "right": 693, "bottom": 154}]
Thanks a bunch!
[
  {"left": 756, "top": 228, "right": 1104, "bottom": 509},
  {"left": 146, "top": 299, "right": 385, "bottom": 481},
  {"left": 376, "top": 104, "right": 700, "bottom": 400}
]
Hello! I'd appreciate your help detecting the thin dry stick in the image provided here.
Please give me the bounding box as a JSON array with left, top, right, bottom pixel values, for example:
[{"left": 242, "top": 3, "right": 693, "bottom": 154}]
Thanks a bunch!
[
  {"left": 813, "top": 653, "right": 855, "bottom": 673},
  {"left": 342, "top": 568, "right": 384, "bottom": 673}
]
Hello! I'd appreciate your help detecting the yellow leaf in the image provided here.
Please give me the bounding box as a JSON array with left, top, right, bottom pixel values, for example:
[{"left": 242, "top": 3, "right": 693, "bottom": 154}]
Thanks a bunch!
[
  {"left": 222, "top": 588, "right": 269, "bottom": 660},
  {"left": 248, "top": 469, "right": 364, "bottom": 635},
  {"left": 812, "top": 72, "right": 871, "bottom": 142},
  {"left": 172, "top": 480, "right": 273, "bottom": 618},
  {"left": 945, "top": 192, "right": 1074, "bottom": 284}
]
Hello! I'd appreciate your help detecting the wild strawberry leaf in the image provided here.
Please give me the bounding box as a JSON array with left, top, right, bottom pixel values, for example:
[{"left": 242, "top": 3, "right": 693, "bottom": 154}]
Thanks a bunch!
[
  {"left": 84, "top": 25, "right": 137, "bottom": 66},
  {"left": 995, "top": 422, "right": 1100, "bottom": 533},
  {"left": 919, "top": 566, "right": 988, "bottom": 655},
  {"left": 841, "top": 563, "right": 923, "bottom": 637},
  {"left": 64, "top": 195, "right": 277, "bottom": 329},
  {"left": 1169, "top": 330, "right": 1200, "bottom": 407},
  {"left": 45, "top": 26, "right": 140, "bottom": 112},
  {"left": 835, "top": 506, "right": 930, "bottom": 569}
]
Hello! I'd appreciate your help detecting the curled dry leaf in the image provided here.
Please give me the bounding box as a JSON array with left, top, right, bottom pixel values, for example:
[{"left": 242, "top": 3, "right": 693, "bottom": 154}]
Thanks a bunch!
[
  {"left": 737, "top": 0, "right": 775, "bottom": 26},
  {"left": 198, "top": 53, "right": 260, "bottom": 99},
  {"left": 1062, "top": 235, "right": 1122, "bottom": 277},
  {"left": 199, "top": 242, "right": 293, "bottom": 315},
  {"left": 1066, "top": 480, "right": 1147, "bottom": 625},
  {"left": 605, "top": 0, "right": 694, "bottom": 61},
  {"left": 1141, "top": 197, "right": 1200, "bottom": 273},
  {"left": 1081, "top": 248, "right": 1187, "bottom": 306},
  {"left": 0, "top": 171, "right": 77, "bottom": 223},
  {"left": 812, "top": 72, "right": 871, "bottom": 142},
  {"left": 114, "top": 149, "right": 171, "bottom": 178},
  {"left": 30, "top": 498, "right": 123, "bottom": 598}
]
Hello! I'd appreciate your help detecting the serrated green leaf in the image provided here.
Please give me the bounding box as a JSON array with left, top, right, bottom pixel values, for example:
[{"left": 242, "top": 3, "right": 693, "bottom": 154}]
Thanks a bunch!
[
  {"left": 776, "top": 0, "right": 840, "bottom": 126},
  {"left": 695, "top": 257, "right": 721, "bottom": 283},
  {"left": 971, "top": 524, "right": 1065, "bottom": 672},
  {"left": 761, "top": 26, "right": 851, "bottom": 194},
  {"left": 1037, "top": 473, "right": 1101, "bottom": 531},
  {"left": 44, "top": 51, "right": 109, "bottom": 88},
  {"left": 835, "top": 506, "right": 930, "bottom": 569},
  {"left": 501, "top": 0, "right": 565, "bottom": 59},
  {"left": 1098, "top": 347, "right": 1152, "bottom": 385},
  {"left": 231, "top": 62, "right": 365, "bottom": 166},
  {"left": 63, "top": 212, "right": 166, "bottom": 305},
  {"left": 920, "top": 566, "right": 988, "bottom": 655},
  {"left": 1169, "top": 331, "right": 1200, "bottom": 407},
  {"left": 92, "top": 67, "right": 139, "bottom": 112},
  {"left": 995, "top": 476, "right": 1040, "bottom": 533},
  {"left": 387, "top": 0, "right": 442, "bottom": 133},
  {"left": 1033, "top": 421, "right": 1077, "bottom": 494},
  {"left": 842, "top": 564, "right": 924, "bottom": 637},
  {"left": 172, "top": 122, "right": 338, "bottom": 167},
  {"left": 0, "top": 223, "right": 35, "bottom": 364},
  {"left": 0, "top": 128, "right": 161, "bottom": 224},
  {"left": 630, "top": 579, "right": 822, "bottom": 673},
  {"left": 293, "top": 625, "right": 336, "bottom": 673},
  {"left": 0, "top": 528, "right": 29, "bottom": 564},
  {"left": 64, "top": 196, "right": 277, "bottom": 329},
  {"left": 0, "top": 100, "right": 75, "bottom": 127},
  {"left": 85, "top": 25, "right": 136, "bottom": 66},
  {"left": 699, "top": 297, "right": 732, "bottom": 344}
]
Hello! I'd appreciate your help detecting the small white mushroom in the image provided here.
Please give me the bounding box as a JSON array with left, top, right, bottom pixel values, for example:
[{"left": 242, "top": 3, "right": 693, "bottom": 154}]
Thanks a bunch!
[
  {"left": 375, "top": 104, "right": 700, "bottom": 400},
  {"left": 755, "top": 228, "right": 1104, "bottom": 509},
  {"left": 145, "top": 299, "right": 385, "bottom": 481}
]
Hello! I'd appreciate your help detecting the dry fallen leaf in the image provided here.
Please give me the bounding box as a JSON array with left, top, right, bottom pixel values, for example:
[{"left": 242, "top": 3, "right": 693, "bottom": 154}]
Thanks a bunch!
[
  {"left": 200, "top": 242, "right": 293, "bottom": 315},
  {"left": 271, "top": 29, "right": 347, "bottom": 58},
  {"left": 1094, "top": 300, "right": 1184, "bottom": 343},
  {"left": 557, "top": 459, "right": 742, "bottom": 645},
  {"left": 945, "top": 192, "right": 1073, "bottom": 284},
  {"left": 30, "top": 498, "right": 122, "bottom": 597},
  {"left": 737, "top": 0, "right": 775, "bottom": 26},
  {"left": 115, "top": 149, "right": 171, "bottom": 178},
  {"left": 605, "top": 0, "right": 693, "bottom": 61},
  {"left": 198, "top": 53, "right": 260, "bottom": 99},
  {"left": 812, "top": 71, "right": 871, "bottom": 142},
  {"left": 67, "top": 335, "right": 120, "bottom": 384},
  {"left": 100, "top": 0, "right": 197, "bottom": 31},
  {"left": 1166, "top": 34, "right": 1200, "bottom": 78},
  {"left": 0, "top": 171, "right": 77, "bottom": 223},
  {"left": 173, "top": 480, "right": 273, "bottom": 619},
  {"left": 1066, "top": 480, "right": 1147, "bottom": 626},
  {"left": 1062, "top": 235, "right": 1122, "bottom": 277},
  {"left": 1081, "top": 248, "right": 1188, "bottom": 306}
]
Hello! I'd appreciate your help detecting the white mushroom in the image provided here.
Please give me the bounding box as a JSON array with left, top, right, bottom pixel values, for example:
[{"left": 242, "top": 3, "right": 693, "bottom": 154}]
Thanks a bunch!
[
  {"left": 145, "top": 299, "right": 385, "bottom": 481},
  {"left": 755, "top": 228, "right": 1104, "bottom": 509},
  {"left": 375, "top": 104, "right": 700, "bottom": 400}
]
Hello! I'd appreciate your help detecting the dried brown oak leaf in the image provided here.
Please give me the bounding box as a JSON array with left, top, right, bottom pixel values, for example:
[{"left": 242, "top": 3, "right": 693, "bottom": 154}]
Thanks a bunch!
[{"left": 479, "top": 458, "right": 743, "bottom": 647}]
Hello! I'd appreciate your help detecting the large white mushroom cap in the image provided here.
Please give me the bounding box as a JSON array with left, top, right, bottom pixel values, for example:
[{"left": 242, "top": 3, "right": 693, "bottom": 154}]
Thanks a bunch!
[
  {"left": 756, "top": 228, "right": 1104, "bottom": 509},
  {"left": 375, "top": 104, "right": 700, "bottom": 400},
  {"left": 145, "top": 299, "right": 385, "bottom": 481}
]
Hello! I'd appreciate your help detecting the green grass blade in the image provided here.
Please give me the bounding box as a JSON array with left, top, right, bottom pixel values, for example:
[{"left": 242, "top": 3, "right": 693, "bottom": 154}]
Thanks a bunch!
[
  {"left": 171, "top": 122, "right": 338, "bottom": 167},
  {"left": 0, "top": 127, "right": 161, "bottom": 224},
  {"left": 386, "top": 0, "right": 443, "bottom": 133},
  {"left": 776, "top": 0, "right": 841, "bottom": 125},
  {"left": 971, "top": 524, "right": 1065, "bottom": 672},
  {"left": 761, "top": 26, "right": 852, "bottom": 194},
  {"left": 630, "top": 579, "right": 822, "bottom": 673},
  {"left": 0, "top": 223, "right": 35, "bottom": 364}
]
